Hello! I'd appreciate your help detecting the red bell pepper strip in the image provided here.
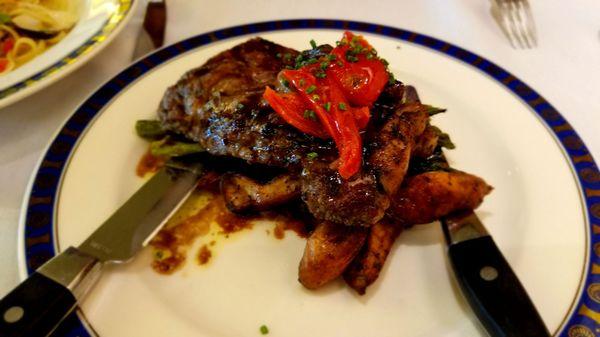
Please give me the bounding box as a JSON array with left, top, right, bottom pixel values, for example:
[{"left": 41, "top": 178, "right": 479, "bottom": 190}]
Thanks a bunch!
[
  {"left": 263, "top": 87, "right": 328, "bottom": 139},
  {"left": 326, "top": 79, "right": 362, "bottom": 179},
  {"left": 329, "top": 33, "right": 389, "bottom": 106}
]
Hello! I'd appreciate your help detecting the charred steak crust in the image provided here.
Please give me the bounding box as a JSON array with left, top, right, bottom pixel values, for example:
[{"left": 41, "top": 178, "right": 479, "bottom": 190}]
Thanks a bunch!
[{"left": 158, "top": 38, "right": 332, "bottom": 168}]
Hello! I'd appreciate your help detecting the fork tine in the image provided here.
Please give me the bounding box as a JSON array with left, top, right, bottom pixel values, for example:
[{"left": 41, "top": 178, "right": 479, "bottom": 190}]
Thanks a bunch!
[
  {"left": 492, "top": 0, "right": 518, "bottom": 48},
  {"left": 500, "top": 0, "right": 525, "bottom": 48},
  {"left": 512, "top": 1, "right": 533, "bottom": 48},
  {"left": 517, "top": 0, "right": 537, "bottom": 47},
  {"left": 512, "top": 0, "right": 534, "bottom": 48},
  {"left": 505, "top": 0, "right": 527, "bottom": 48}
]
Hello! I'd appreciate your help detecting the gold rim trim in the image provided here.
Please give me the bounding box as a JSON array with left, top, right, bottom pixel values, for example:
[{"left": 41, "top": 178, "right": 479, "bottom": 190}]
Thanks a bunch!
[{"left": 0, "top": 0, "right": 134, "bottom": 100}]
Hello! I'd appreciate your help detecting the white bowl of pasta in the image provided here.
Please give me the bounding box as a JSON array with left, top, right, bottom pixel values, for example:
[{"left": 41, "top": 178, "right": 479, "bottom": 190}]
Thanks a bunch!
[{"left": 0, "top": 0, "right": 135, "bottom": 108}]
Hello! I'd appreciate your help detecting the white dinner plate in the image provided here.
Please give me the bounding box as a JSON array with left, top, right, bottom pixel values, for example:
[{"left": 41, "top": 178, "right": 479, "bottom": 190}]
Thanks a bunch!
[
  {"left": 0, "top": 0, "right": 135, "bottom": 108},
  {"left": 18, "top": 20, "right": 600, "bottom": 337}
]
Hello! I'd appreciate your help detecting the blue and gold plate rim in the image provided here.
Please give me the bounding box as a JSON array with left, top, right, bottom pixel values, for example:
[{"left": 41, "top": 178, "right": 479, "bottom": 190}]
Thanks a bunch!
[
  {"left": 19, "top": 19, "right": 600, "bottom": 337},
  {"left": 0, "top": 0, "right": 135, "bottom": 107}
]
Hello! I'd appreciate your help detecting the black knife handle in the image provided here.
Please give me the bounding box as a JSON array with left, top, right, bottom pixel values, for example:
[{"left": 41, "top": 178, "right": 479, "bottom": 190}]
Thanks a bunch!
[
  {"left": 448, "top": 236, "right": 551, "bottom": 337},
  {"left": 0, "top": 272, "right": 77, "bottom": 337}
]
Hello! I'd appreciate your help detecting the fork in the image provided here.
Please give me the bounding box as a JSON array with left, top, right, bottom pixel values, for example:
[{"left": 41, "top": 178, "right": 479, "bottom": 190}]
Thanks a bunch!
[{"left": 490, "top": 0, "right": 537, "bottom": 48}]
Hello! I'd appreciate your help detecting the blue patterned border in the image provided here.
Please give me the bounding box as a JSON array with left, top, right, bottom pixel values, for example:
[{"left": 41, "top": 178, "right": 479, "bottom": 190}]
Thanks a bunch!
[{"left": 22, "top": 19, "right": 600, "bottom": 337}]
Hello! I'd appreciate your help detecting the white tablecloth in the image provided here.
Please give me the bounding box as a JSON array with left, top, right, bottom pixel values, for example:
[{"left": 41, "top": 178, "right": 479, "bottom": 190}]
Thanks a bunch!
[{"left": 1, "top": 0, "right": 599, "bottom": 295}]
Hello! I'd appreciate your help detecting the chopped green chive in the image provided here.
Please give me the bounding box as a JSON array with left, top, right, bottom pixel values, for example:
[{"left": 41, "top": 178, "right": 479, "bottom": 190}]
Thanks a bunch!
[
  {"left": 306, "top": 57, "right": 318, "bottom": 65},
  {"left": 275, "top": 53, "right": 282, "bottom": 58},
  {"left": 338, "top": 102, "right": 347, "bottom": 111},
  {"left": 380, "top": 58, "right": 389, "bottom": 66},
  {"left": 327, "top": 54, "right": 336, "bottom": 61},
  {"left": 303, "top": 109, "right": 316, "bottom": 120},
  {"left": 366, "top": 53, "right": 374, "bottom": 60},
  {"left": 306, "top": 85, "right": 317, "bottom": 94},
  {"left": 285, "top": 65, "right": 294, "bottom": 70},
  {"left": 310, "top": 39, "right": 317, "bottom": 49},
  {"left": 295, "top": 54, "right": 304, "bottom": 63},
  {"left": 306, "top": 152, "right": 318, "bottom": 159},
  {"left": 281, "top": 79, "right": 290, "bottom": 88},
  {"left": 315, "top": 72, "right": 326, "bottom": 79},
  {"left": 312, "top": 94, "right": 320, "bottom": 101},
  {"left": 320, "top": 61, "right": 329, "bottom": 70},
  {"left": 260, "top": 325, "right": 269, "bottom": 335},
  {"left": 388, "top": 72, "right": 395, "bottom": 85},
  {"left": 324, "top": 102, "right": 331, "bottom": 111},
  {"left": 299, "top": 79, "right": 305, "bottom": 87},
  {"left": 347, "top": 55, "right": 359, "bottom": 62},
  {"left": 283, "top": 53, "right": 292, "bottom": 61},
  {"left": 337, "top": 61, "right": 344, "bottom": 66}
]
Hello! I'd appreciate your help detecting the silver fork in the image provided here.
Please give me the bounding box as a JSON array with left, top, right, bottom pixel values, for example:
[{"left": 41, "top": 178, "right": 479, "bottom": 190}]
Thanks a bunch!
[{"left": 490, "top": 0, "right": 537, "bottom": 48}]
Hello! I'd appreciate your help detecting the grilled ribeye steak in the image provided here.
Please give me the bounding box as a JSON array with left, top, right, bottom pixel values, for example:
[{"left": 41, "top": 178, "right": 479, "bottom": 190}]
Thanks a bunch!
[
  {"left": 158, "top": 38, "right": 421, "bottom": 227},
  {"left": 159, "top": 38, "right": 334, "bottom": 168}
]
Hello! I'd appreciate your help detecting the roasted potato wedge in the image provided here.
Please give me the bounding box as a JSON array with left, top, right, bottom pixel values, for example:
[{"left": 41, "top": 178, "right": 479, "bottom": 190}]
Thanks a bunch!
[
  {"left": 221, "top": 173, "right": 300, "bottom": 213},
  {"left": 369, "top": 103, "right": 429, "bottom": 195},
  {"left": 299, "top": 222, "right": 368, "bottom": 289},
  {"left": 413, "top": 125, "right": 439, "bottom": 159},
  {"left": 389, "top": 170, "right": 492, "bottom": 225},
  {"left": 344, "top": 222, "right": 401, "bottom": 295}
]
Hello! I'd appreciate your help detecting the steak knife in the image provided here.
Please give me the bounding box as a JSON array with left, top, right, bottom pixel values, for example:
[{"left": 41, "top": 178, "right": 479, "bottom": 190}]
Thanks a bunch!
[
  {"left": 442, "top": 202, "right": 551, "bottom": 336},
  {"left": 0, "top": 160, "right": 203, "bottom": 337}
]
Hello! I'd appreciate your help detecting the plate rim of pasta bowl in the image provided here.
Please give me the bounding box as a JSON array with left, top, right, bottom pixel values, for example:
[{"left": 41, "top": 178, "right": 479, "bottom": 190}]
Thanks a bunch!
[
  {"left": 0, "top": 0, "right": 136, "bottom": 109},
  {"left": 17, "top": 19, "right": 600, "bottom": 337}
]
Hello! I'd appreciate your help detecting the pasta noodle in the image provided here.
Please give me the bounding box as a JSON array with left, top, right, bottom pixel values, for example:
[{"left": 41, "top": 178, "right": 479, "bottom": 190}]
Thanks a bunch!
[{"left": 0, "top": 0, "right": 79, "bottom": 74}]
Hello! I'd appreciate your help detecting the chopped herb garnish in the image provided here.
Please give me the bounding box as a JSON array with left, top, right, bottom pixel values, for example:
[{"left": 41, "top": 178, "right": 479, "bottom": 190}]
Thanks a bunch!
[
  {"left": 312, "top": 94, "right": 320, "bottom": 101},
  {"left": 283, "top": 53, "right": 292, "bottom": 61},
  {"left": 0, "top": 13, "right": 10, "bottom": 24},
  {"left": 281, "top": 78, "right": 290, "bottom": 88},
  {"left": 295, "top": 54, "right": 304, "bottom": 63},
  {"left": 327, "top": 54, "right": 336, "bottom": 61},
  {"left": 236, "top": 103, "right": 245, "bottom": 110},
  {"left": 320, "top": 61, "right": 330, "bottom": 70},
  {"left": 310, "top": 39, "right": 317, "bottom": 49},
  {"left": 388, "top": 72, "right": 395, "bottom": 85},
  {"left": 299, "top": 79, "right": 305, "bottom": 87},
  {"left": 303, "top": 109, "right": 316, "bottom": 120},
  {"left": 260, "top": 325, "right": 269, "bottom": 335},
  {"left": 285, "top": 65, "right": 294, "bottom": 69},
  {"left": 380, "top": 58, "right": 389, "bottom": 66},
  {"left": 324, "top": 102, "right": 331, "bottom": 111},
  {"left": 337, "top": 61, "right": 344, "bottom": 66},
  {"left": 366, "top": 53, "right": 374, "bottom": 60},
  {"left": 315, "top": 72, "right": 326, "bottom": 79},
  {"left": 275, "top": 53, "right": 282, "bottom": 58},
  {"left": 306, "top": 85, "right": 317, "bottom": 94},
  {"left": 306, "top": 57, "right": 318, "bottom": 65},
  {"left": 306, "top": 152, "right": 318, "bottom": 159},
  {"left": 338, "top": 102, "right": 347, "bottom": 110},
  {"left": 347, "top": 55, "right": 359, "bottom": 63},
  {"left": 424, "top": 105, "right": 447, "bottom": 116}
]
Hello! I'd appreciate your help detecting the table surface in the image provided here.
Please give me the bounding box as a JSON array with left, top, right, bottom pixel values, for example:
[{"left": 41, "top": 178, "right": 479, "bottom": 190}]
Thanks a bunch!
[{"left": 1, "top": 0, "right": 599, "bottom": 298}]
